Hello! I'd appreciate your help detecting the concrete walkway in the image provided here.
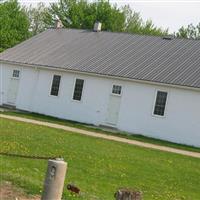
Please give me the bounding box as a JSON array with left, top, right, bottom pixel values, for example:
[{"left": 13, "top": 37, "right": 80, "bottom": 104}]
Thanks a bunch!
[{"left": 1, "top": 114, "right": 200, "bottom": 159}]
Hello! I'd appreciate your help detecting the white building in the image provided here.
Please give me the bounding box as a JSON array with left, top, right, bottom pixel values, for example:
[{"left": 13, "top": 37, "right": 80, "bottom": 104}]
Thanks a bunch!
[{"left": 1, "top": 24, "right": 200, "bottom": 147}]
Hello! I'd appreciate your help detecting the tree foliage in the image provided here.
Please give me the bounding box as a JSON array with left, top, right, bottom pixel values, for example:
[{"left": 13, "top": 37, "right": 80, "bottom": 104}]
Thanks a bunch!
[
  {"left": 0, "top": 0, "right": 30, "bottom": 52},
  {"left": 24, "top": 3, "right": 49, "bottom": 36},
  {"left": 4, "top": 0, "right": 200, "bottom": 55},
  {"left": 0, "top": 0, "right": 169, "bottom": 54},
  {"left": 44, "top": 0, "right": 125, "bottom": 32},
  {"left": 22, "top": 0, "right": 199, "bottom": 40},
  {"left": 44, "top": 0, "right": 168, "bottom": 36},
  {"left": 176, "top": 23, "right": 200, "bottom": 39},
  {"left": 123, "top": 6, "right": 168, "bottom": 36}
]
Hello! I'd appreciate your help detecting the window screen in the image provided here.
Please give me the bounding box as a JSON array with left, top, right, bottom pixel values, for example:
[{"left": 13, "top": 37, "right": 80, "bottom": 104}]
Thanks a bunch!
[
  {"left": 154, "top": 91, "right": 168, "bottom": 116},
  {"left": 50, "top": 75, "right": 61, "bottom": 96},
  {"left": 73, "top": 79, "right": 84, "bottom": 101},
  {"left": 112, "top": 85, "right": 122, "bottom": 95},
  {"left": 12, "top": 70, "right": 20, "bottom": 78}
]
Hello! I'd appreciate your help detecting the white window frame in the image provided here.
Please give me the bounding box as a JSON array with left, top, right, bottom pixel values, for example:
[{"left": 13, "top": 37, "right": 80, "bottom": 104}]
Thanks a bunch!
[
  {"left": 71, "top": 77, "right": 85, "bottom": 103},
  {"left": 49, "top": 74, "right": 62, "bottom": 97},
  {"left": 111, "top": 84, "right": 122, "bottom": 96},
  {"left": 12, "top": 69, "right": 20, "bottom": 79},
  {"left": 152, "top": 89, "right": 169, "bottom": 118}
]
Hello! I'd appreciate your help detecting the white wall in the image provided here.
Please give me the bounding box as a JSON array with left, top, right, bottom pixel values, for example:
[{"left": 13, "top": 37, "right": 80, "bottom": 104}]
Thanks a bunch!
[
  {"left": 118, "top": 83, "right": 200, "bottom": 147},
  {"left": 0, "top": 64, "right": 2, "bottom": 105},
  {"left": 1, "top": 63, "right": 200, "bottom": 147}
]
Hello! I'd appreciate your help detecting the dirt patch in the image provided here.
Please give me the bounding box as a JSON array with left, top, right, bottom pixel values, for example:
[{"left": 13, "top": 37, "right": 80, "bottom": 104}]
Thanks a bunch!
[{"left": 0, "top": 182, "right": 40, "bottom": 200}]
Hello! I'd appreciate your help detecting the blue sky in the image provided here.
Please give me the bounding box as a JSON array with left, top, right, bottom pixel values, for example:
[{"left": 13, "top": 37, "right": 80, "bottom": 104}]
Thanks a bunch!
[{"left": 19, "top": 0, "right": 200, "bottom": 33}]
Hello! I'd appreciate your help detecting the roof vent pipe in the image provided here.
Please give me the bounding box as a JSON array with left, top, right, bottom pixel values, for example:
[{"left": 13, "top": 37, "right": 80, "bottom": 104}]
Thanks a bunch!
[
  {"left": 55, "top": 19, "right": 64, "bottom": 29},
  {"left": 162, "top": 35, "right": 174, "bottom": 40},
  {"left": 93, "top": 21, "right": 102, "bottom": 32}
]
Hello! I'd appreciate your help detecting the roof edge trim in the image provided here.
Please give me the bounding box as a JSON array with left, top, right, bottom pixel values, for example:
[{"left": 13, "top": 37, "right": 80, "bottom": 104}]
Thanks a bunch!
[{"left": 1, "top": 60, "right": 200, "bottom": 92}]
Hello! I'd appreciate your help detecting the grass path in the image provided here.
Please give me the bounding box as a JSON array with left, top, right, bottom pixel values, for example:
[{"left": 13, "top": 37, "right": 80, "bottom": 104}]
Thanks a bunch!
[
  {"left": 1, "top": 114, "right": 200, "bottom": 159},
  {"left": 2, "top": 110, "right": 200, "bottom": 153},
  {"left": 1, "top": 117, "right": 200, "bottom": 199}
]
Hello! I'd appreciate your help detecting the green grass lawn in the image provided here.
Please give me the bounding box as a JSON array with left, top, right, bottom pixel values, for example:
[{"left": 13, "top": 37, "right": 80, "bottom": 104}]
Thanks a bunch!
[
  {"left": 1, "top": 110, "right": 200, "bottom": 153},
  {"left": 0, "top": 118, "right": 200, "bottom": 200}
]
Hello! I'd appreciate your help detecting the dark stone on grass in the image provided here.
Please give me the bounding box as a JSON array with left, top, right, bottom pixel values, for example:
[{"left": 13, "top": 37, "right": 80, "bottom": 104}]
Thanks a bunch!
[{"left": 114, "top": 188, "right": 142, "bottom": 200}]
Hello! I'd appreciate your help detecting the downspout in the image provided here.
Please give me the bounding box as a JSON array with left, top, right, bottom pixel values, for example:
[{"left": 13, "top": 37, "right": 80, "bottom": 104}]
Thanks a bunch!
[
  {"left": 0, "top": 62, "right": 3, "bottom": 105},
  {"left": 29, "top": 66, "right": 40, "bottom": 111}
]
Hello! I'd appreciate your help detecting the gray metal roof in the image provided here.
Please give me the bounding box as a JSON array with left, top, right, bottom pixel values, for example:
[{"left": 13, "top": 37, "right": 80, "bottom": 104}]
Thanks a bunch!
[{"left": 1, "top": 28, "right": 200, "bottom": 89}]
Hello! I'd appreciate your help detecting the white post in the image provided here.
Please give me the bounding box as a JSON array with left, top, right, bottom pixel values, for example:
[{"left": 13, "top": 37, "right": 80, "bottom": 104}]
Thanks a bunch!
[{"left": 41, "top": 159, "right": 67, "bottom": 200}]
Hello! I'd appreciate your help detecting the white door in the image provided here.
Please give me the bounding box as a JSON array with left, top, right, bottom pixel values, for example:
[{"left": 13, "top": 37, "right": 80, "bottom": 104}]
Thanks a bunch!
[
  {"left": 106, "top": 95, "right": 121, "bottom": 125},
  {"left": 7, "top": 78, "right": 19, "bottom": 105}
]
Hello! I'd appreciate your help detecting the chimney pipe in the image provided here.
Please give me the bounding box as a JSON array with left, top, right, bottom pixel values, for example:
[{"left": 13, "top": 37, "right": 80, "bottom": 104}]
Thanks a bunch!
[
  {"left": 55, "top": 19, "right": 64, "bottom": 29},
  {"left": 93, "top": 21, "right": 102, "bottom": 32}
]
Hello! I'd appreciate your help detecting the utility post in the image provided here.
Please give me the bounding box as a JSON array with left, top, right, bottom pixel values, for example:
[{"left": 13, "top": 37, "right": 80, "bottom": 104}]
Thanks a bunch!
[{"left": 41, "top": 158, "right": 67, "bottom": 200}]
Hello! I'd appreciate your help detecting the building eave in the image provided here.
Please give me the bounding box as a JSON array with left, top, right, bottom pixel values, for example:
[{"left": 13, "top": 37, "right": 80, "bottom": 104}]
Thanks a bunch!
[{"left": 1, "top": 59, "right": 200, "bottom": 93}]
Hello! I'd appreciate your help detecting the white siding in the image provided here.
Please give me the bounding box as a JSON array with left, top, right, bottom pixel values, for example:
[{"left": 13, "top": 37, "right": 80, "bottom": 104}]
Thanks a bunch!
[
  {"left": 0, "top": 64, "right": 3, "bottom": 105},
  {"left": 1, "top": 63, "right": 200, "bottom": 147},
  {"left": 118, "top": 83, "right": 200, "bottom": 147}
]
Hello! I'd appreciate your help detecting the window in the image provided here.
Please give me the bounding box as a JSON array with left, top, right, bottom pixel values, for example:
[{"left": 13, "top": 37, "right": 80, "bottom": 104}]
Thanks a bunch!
[
  {"left": 153, "top": 91, "right": 168, "bottom": 116},
  {"left": 50, "top": 75, "right": 61, "bottom": 96},
  {"left": 12, "top": 70, "right": 20, "bottom": 78},
  {"left": 73, "top": 79, "right": 84, "bottom": 101},
  {"left": 112, "top": 85, "right": 122, "bottom": 95}
]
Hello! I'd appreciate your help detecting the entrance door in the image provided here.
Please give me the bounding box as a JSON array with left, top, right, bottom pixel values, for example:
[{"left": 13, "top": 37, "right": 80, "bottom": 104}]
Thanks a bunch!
[
  {"left": 106, "top": 95, "right": 121, "bottom": 125},
  {"left": 7, "top": 76, "right": 20, "bottom": 105}
]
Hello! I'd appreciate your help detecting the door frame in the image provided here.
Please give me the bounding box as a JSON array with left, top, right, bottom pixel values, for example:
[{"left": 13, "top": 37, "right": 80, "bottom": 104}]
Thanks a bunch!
[
  {"left": 105, "top": 84, "right": 123, "bottom": 126},
  {"left": 7, "top": 69, "right": 21, "bottom": 105}
]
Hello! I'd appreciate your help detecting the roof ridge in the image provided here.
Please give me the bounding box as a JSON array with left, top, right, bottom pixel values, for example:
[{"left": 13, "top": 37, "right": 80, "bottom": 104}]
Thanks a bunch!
[
  {"left": 1, "top": 27, "right": 200, "bottom": 89},
  {"left": 47, "top": 27, "right": 200, "bottom": 42}
]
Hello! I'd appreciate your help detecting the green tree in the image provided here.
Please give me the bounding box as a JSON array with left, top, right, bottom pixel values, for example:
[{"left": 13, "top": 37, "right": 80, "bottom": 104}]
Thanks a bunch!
[
  {"left": 176, "top": 23, "right": 200, "bottom": 39},
  {"left": 123, "top": 6, "right": 168, "bottom": 36},
  {"left": 44, "top": 0, "right": 167, "bottom": 36},
  {"left": 0, "top": 0, "right": 30, "bottom": 52},
  {"left": 44, "top": 0, "right": 125, "bottom": 32},
  {"left": 24, "top": 3, "right": 49, "bottom": 36}
]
